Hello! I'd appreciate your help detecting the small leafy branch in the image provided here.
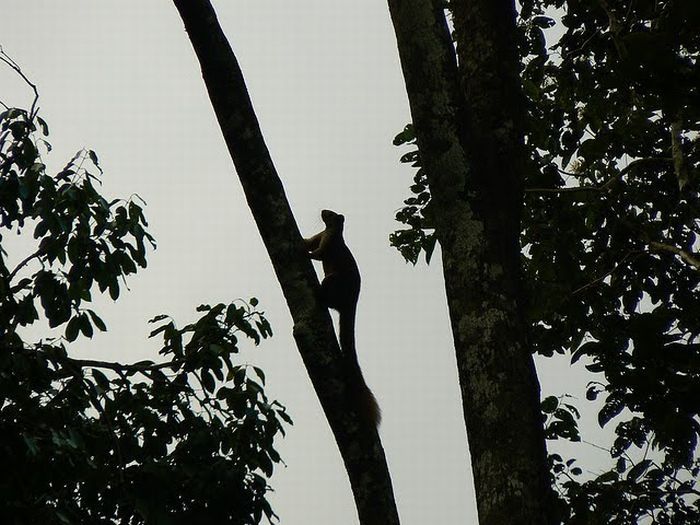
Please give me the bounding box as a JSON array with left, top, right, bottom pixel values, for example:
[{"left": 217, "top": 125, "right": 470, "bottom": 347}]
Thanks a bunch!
[
  {"left": 542, "top": 394, "right": 581, "bottom": 442},
  {"left": 1, "top": 105, "right": 155, "bottom": 344},
  {"left": 389, "top": 124, "right": 437, "bottom": 265}
]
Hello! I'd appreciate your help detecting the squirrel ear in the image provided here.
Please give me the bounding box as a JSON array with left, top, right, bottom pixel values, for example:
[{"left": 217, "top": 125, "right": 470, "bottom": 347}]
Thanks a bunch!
[{"left": 338, "top": 214, "right": 345, "bottom": 223}]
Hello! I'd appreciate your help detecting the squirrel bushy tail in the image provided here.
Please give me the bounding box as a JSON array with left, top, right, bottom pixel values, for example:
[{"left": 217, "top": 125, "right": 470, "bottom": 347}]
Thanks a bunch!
[
  {"left": 339, "top": 305, "right": 381, "bottom": 427},
  {"left": 350, "top": 364, "right": 381, "bottom": 427}
]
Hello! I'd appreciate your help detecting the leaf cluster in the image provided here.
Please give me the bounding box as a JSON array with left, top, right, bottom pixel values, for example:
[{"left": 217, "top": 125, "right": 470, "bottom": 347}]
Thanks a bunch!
[
  {"left": 1, "top": 301, "right": 287, "bottom": 524},
  {"left": 389, "top": 124, "right": 437, "bottom": 265},
  {"left": 542, "top": 394, "right": 581, "bottom": 442},
  {"left": 0, "top": 107, "right": 155, "bottom": 343},
  {"left": 551, "top": 452, "right": 700, "bottom": 525}
]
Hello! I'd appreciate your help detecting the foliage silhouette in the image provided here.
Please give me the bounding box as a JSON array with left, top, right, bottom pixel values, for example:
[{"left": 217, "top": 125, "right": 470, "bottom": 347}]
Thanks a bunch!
[{"left": 0, "top": 66, "right": 289, "bottom": 524}]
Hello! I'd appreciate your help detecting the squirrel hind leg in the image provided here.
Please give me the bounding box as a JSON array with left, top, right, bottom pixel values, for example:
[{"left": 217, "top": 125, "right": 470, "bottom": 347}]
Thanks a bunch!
[{"left": 319, "top": 274, "right": 344, "bottom": 310}]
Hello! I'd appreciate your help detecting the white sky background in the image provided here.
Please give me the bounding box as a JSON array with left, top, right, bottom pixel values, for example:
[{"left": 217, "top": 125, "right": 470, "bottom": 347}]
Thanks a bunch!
[{"left": 1, "top": 2, "right": 612, "bottom": 524}]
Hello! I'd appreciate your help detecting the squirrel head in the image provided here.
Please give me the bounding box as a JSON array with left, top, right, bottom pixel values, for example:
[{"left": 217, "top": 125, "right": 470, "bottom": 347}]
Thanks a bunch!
[{"left": 321, "top": 209, "right": 345, "bottom": 229}]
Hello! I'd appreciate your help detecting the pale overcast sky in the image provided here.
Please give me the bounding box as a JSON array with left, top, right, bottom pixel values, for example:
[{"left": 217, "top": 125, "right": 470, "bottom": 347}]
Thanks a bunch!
[{"left": 1, "top": 2, "right": 609, "bottom": 524}]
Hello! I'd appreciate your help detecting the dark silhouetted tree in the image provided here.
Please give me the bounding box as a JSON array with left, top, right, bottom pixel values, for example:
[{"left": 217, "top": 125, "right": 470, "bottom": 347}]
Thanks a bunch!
[
  {"left": 0, "top": 54, "right": 289, "bottom": 524},
  {"left": 391, "top": 1, "right": 700, "bottom": 523}
]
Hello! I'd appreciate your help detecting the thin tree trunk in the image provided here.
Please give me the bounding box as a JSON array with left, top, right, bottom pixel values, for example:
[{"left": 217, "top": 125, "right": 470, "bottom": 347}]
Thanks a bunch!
[
  {"left": 386, "top": 0, "right": 552, "bottom": 523},
  {"left": 171, "top": 2, "right": 399, "bottom": 524}
]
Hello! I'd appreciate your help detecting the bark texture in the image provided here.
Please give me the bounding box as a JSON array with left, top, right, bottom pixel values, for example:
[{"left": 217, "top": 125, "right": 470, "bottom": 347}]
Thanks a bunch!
[
  {"left": 387, "top": 0, "right": 552, "bottom": 523},
  {"left": 171, "top": 2, "right": 398, "bottom": 524}
]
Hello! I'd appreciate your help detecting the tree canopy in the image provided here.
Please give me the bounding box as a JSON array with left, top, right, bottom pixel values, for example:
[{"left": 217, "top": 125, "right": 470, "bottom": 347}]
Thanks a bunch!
[{"left": 392, "top": 1, "right": 700, "bottom": 522}]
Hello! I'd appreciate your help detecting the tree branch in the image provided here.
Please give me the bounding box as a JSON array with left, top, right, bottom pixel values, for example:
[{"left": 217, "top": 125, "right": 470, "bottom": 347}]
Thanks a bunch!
[
  {"left": 670, "top": 120, "right": 689, "bottom": 191},
  {"left": 525, "top": 157, "right": 673, "bottom": 195},
  {"left": 170, "top": 2, "right": 398, "bottom": 524},
  {"left": 67, "top": 357, "right": 177, "bottom": 374},
  {"left": 649, "top": 241, "right": 700, "bottom": 269}
]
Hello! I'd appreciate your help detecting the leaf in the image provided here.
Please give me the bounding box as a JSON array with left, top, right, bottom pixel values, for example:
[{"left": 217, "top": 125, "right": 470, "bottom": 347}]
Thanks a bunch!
[
  {"left": 256, "top": 319, "right": 273, "bottom": 339},
  {"left": 541, "top": 396, "right": 559, "bottom": 413},
  {"left": 226, "top": 390, "right": 247, "bottom": 418},
  {"left": 79, "top": 313, "right": 94, "bottom": 338},
  {"left": 277, "top": 409, "right": 293, "bottom": 425},
  {"left": 393, "top": 124, "right": 415, "bottom": 146},
  {"left": 598, "top": 397, "right": 624, "bottom": 428},
  {"left": 87, "top": 149, "right": 100, "bottom": 170},
  {"left": 92, "top": 369, "right": 110, "bottom": 391},
  {"left": 571, "top": 341, "right": 600, "bottom": 364},
  {"left": 11, "top": 277, "right": 33, "bottom": 292},
  {"left": 563, "top": 403, "right": 580, "bottom": 419},
  {"left": 108, "top": 280, "right": 120, "bottom": 300},
  {"left": 424, "top": 234, "right": 437, "bottom": 264},
  {"left": 201, "top": 370, "right": 215, "bottom": 394},
  {"left": 532, "top": 15, "right": 556, "bottom": 28},
  {"left": 596, "top": 470, "right": 619, "bottom": 484},
  {"left": 34, "top": 219, "right": 49, "bottom": 239},
  {"left": 65, "top": 316, "right": 81, "bottom": 342},
  {"left": 616, "top": 457, "right": 626, "bottom": 473},
  {"left": 646, "top": 468, "right": 665, "bottom": 487},
  {"left": 586, "top": 385, "right": 600, "bottom": 401},
  {"left": 577, "top": 138, "right": 602, "bottom": 161},
  {"left": 36, "top": 116, "right": 49, "bottom": 136},
  {"left": 627, "top": 459, "right": 652, "bottom": 481},
  {"left": 554, "top": 407, "right": 576, "bottom": 426},
  {"left": 87, "top": 309, "right": 107, "bottom": 331},
  {"left": 209, "top": 343, "right": 225, "bottom": 355},
  {"left": 253, "top": 367, "right": 266, "bottom": 385}
]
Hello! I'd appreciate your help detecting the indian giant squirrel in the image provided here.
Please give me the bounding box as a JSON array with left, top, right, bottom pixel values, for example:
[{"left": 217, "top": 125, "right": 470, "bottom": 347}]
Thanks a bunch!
[{"left": 305, "top": 209, "right": 381, "bottom": 427}]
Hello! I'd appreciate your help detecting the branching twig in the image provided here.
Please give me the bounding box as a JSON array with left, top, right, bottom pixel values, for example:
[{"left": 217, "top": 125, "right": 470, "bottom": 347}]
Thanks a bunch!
[
  {"left": 67, "top": 357, "right": 182, "bottom": 374},
  {"left": 572, "top": 250, "right": 639, "bottom": 296},
  {"left": 8, "top": 249, "right": 43, "bottom": 281},
  {"left": 561, "top": 28, "right": 602, "bottom": 59},
  {"left": 650, "top": 460, "right": 700, "bottom": 497},
  {"left": 581, "top": 439, "right": 613, "bottom": 455},
  {"left": 0, "top": 48, "right": 40, "bottom": 119}
]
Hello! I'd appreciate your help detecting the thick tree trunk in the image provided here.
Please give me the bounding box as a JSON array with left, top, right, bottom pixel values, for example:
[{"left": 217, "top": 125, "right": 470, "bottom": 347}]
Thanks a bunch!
[
  {"left": 171, "top": 2, "right": 399, "bottom": 524},
  {"left": 386, "top": 0, "right": 552, "bottom": 523}
]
